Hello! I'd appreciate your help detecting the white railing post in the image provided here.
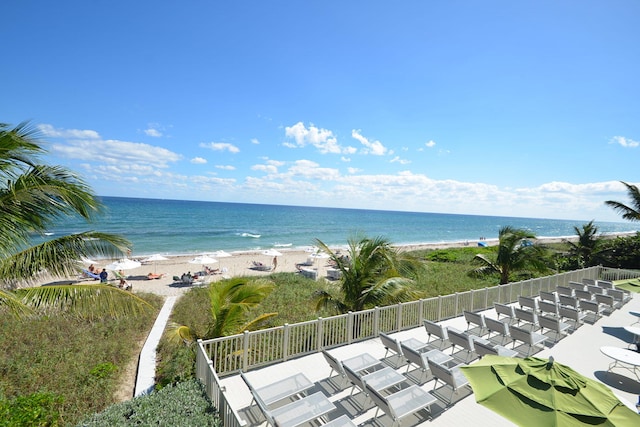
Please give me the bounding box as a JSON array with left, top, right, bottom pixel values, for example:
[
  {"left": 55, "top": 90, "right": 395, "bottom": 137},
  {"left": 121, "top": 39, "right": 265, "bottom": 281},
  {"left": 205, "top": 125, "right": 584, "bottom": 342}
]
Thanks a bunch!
[
  {"left": 470, "top": 289, "right": 474, "bottom": 311},
  {"left": 418, "top": 299, "right": 424, "bottom": 322},
  {"left": 283, "top": 323, "right": 290, "bottom": 361},
  {"left": 437, "top": 295, "right": 442, "bottom": 321},
  {"left": 242, "top": 330, "right": 249, "bottom": 371},
  {"left": 347, "top": 311, "right": 354, "bottom": 343},
  {"left": 454, "top": 292, "right": 459, "bottom": 316},
  {"left": 396, "top": 302, "right": 402, "bottom": 331},
  {"left": 317, "top": 317, "right": 324, "bottom": 350},
  {"left": 373, "top": 307, "right": 380, "bottom": 335}
]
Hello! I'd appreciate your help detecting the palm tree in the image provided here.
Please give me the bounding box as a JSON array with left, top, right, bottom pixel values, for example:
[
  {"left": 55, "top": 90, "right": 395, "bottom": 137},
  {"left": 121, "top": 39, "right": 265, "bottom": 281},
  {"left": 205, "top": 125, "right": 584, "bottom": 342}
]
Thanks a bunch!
[
  {"left": 0, "top": 121, "right": 149, "bottom": 318},
  {"left": 171, "top": 278, "right": 278, "bottom": 342},
  {"left": 312, "top": 235, "right": 422, "bottom": 314},
  {"left": 472, "top": 226, "right": 549, "bottom": 284},
  {"left": 605, "top": 181, "right": 640, "bottom": 222},
  {"left": 564, "top": 220, "right": 604, "bottom": 268}
]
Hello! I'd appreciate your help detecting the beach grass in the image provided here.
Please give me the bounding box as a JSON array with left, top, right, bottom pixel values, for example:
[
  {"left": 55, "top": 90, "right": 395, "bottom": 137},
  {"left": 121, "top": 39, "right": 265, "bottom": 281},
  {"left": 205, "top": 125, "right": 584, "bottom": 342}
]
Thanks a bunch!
[{"left": 0, "top": 292, "right": 163, "bottom": 426}]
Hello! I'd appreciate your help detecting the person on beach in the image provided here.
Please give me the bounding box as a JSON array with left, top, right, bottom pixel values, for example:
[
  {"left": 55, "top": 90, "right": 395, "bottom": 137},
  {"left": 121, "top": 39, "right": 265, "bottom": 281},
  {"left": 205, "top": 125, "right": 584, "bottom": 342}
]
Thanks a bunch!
[
  {"left": 99, "top": 268, "right": 108, "bottom": 284},
  {"left": 272, "top": 256, "right": 278, "bottom": 271}
]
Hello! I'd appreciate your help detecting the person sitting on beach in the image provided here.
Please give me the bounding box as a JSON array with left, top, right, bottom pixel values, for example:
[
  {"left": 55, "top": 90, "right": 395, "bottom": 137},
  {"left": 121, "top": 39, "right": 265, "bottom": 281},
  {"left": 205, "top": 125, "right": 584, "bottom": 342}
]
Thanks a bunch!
[
  {"left": 204, "top": 265, "right": 219, "bottom": 275},
  {"left": 88, "top": 264, "right": 96, "bottom": 273},
  {"left": 99, "top": 268, "right": 108, "bottom": 283}
]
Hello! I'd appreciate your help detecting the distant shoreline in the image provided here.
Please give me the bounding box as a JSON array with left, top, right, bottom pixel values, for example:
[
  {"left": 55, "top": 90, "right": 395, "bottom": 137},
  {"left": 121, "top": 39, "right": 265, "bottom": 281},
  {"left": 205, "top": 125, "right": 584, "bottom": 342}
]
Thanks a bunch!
[{"left": 40, "top": 231, "right": 638, "bottom": 298}]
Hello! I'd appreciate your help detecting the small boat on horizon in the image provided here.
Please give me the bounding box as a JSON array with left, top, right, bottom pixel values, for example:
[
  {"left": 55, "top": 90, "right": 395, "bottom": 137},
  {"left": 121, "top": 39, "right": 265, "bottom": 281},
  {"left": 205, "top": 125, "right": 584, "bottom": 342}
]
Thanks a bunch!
[{"left": 273, "top": 243, "right": 292, "bottom": 247}]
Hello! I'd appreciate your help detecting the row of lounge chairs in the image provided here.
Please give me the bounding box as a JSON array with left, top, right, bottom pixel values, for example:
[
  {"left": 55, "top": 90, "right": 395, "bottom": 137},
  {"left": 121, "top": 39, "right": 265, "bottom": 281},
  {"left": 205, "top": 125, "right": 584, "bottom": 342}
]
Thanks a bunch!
[{"left": 239, "top": 279, "right": 631, "bottom": 426}]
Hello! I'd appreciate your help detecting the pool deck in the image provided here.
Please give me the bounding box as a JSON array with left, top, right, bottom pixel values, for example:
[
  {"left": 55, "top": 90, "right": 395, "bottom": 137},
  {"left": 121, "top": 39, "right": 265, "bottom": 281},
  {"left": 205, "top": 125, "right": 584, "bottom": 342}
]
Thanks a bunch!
[{"left": 220, "top": 293, "right": 640, "bottom": 426}]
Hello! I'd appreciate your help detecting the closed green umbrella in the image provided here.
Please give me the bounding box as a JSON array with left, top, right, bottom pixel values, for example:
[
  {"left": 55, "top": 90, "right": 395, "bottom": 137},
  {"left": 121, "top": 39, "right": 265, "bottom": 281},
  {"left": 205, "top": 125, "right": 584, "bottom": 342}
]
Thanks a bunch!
[{"left": 460, "top": 355, "right": 638, "bottom": 427}]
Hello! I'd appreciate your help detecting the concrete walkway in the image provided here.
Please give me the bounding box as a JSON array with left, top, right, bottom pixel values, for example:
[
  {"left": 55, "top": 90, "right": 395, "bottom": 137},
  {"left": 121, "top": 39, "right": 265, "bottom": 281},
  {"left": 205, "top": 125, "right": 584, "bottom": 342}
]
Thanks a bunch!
[{"left": 134, "top": 296, "right": 177, "bottom": 396}]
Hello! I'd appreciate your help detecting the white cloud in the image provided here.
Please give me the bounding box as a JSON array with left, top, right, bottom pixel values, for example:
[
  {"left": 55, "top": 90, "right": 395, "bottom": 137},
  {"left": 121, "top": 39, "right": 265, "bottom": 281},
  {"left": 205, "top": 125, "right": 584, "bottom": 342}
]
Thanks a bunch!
[
  {"left": 351, "top": 129, "right": 388, "bottom": 155},
  {"left": 200, "top": 142, "right": 240, "bottom": 153},
  {"left": 390, "top": 156, "right": 411, "bottom": 165},
  {"left": 51, "top": 138, "right": 181, "bottom": 168},
  {"left": 284, "top": 121, "right": 356, "bottom": 154},
  {"left": 215, "top": 165, "right": 236, "bottom": 170},
  {"left": 144, "top": 127, "right": 162, "bottom": 137},
  {"left": 610, "top": 136, "right": 639, "bottom": 148},
  {"left": 347, "top": 167, "right": 361, "bottom": 174},
  {"left": 252, "top": 164, "right": 279, "bottom": 174},
  {"left": 251, "top": 138, "right": 260, "bottom": 144},
  {"left": 425, "top": 140, "right": 436, "bottom": 148},
  {"left": 38, "top": 124, "right": 100, "bottom": 139},
  {"left": 191, "top": 157, "right": 207, "bottom": 164}
]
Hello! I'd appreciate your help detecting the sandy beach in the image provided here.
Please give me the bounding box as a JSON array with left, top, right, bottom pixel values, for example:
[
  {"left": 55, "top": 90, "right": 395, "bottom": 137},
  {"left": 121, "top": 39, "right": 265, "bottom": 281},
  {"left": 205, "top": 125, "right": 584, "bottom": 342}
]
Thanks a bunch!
[{"left": 57, "top": 235, "right": 597, "bottom": 298}]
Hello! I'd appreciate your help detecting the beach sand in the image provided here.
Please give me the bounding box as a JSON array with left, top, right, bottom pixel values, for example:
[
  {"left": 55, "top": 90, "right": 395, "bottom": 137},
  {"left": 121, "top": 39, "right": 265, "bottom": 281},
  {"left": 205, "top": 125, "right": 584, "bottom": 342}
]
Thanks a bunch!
[{"left": 47, "top": 235, "right": 596, "bottom": 298}]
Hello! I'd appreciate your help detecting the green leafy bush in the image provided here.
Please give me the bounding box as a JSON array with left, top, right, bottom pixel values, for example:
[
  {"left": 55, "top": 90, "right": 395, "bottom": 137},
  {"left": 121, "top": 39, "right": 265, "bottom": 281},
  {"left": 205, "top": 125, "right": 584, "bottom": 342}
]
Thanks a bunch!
[
  {"left": 77, "top": 379, "right": 220, "bottom": 427},
  {"left": 0, "top": 392, "right": 63, "bottom": 427}
]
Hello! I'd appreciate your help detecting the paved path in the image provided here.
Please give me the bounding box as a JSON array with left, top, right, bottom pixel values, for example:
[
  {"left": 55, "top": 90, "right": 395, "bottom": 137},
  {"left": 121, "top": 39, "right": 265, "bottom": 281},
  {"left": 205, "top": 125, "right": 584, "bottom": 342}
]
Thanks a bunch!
[{"left": 134, "top": 296, "right": 178, "bottom": 396}]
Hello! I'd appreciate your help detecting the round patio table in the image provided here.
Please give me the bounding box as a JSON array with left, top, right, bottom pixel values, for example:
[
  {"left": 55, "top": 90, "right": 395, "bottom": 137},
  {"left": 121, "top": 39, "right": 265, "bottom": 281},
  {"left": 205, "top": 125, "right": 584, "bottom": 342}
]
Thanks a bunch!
[
  {"left": 600, "top": 346, "right": 640, "bottom": 380},
  {"left": 624, "top": 325, "right": 640, "bottom": 348}
]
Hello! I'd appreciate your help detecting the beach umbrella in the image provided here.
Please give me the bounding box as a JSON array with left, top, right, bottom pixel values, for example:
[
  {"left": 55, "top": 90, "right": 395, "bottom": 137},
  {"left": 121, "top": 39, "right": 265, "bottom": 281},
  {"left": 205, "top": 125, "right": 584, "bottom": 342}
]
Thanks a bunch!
[
  {"left": 142, "top": 254, "right": 169, "bottom": 273},
  {"left": 460, "top": 355, "right": 638, "bottom": 426},
  {"left": 189, "top": 255, "right": 218, "bottom": 272},
  {"left": 105, "top": 258, "right": 142, "bottom": 271}
]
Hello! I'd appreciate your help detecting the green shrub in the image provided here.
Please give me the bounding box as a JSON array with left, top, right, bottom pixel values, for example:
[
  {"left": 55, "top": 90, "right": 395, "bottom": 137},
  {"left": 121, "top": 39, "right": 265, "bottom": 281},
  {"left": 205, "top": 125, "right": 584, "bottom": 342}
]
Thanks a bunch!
[
  {"left": 0, "top": 392, "right": 63, "bottom": 427},
  {"left": 77, "top": 379, "right": 220, "bottom": 427},
  {"left": 425, "top": 249, "right": 458, "bottom": 263}
]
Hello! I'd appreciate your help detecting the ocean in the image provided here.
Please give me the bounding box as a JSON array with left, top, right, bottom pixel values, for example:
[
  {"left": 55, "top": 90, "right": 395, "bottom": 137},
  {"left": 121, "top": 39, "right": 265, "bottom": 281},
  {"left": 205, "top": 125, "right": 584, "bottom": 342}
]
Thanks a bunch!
[{"left": 41, "top": 196, "right": 638, "bottom": 257}]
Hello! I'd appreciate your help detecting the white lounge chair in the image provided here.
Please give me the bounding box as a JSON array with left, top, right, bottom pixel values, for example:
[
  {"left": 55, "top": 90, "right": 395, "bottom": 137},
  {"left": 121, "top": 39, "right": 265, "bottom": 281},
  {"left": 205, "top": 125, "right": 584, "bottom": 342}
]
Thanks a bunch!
[
  {"left": 240, "top": 371, "right": 313, "bottom": 407},
  {"left": 463, "top": 310, "right": 488, "bottom": 336},
  {"left": 494, "top": 302, "right": 517, "bottom": 324},
  {"left": 423, "top": 319, "right": 451, "bottom": 350},
  {"left": 518, "top": 295, "right": 539, "bottom": 312},
  {"left": 379, "top": 332, "right": 426, "bottom": 368},
  {"left": 366, "top": 381, "right": 437, "bottom": 426},
  {"left": 558, "top": 305, "right": 586, "bottom": 330},
  {"left": 514, "top": 307, "right": 540, "bottom": 330},
  {"left": 427, "top": 359, "right": 470, "bottom": 406},
  {"left": 447, "top": 327, "right": 487, "bottom": 363},
  {"left": 484, "top": 317, "right": 511, "bottom": 345},
  {"left": 322, "top": 350, "right": 349, "bottom": 388},
  {"left": 508, "top": 324, "right": 547, "bottom": 356},
  {"left": 539, "top": 314, "right": 571, "bottom": 343},
  {"left": 474, "top": 340, "right": 518, "bottom": 358},
  {"left": 402, "top": 343, "right": 456, "bottom": 384},
  {"left": 241, "top": 371, "right": 336, "bottom": 427},
  {"left": 538, "top": 300, "right": 559, "bottom": 317},
  {"left": 343, "top": 364, "right": 406, "bottom": 412}
]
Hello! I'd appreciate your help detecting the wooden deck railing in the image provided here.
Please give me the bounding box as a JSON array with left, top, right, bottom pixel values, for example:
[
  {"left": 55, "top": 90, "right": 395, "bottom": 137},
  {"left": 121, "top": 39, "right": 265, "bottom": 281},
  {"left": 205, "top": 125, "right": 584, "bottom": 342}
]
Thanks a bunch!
[{"left": 194, "top": 265, "right": 638, "bottom": 426}]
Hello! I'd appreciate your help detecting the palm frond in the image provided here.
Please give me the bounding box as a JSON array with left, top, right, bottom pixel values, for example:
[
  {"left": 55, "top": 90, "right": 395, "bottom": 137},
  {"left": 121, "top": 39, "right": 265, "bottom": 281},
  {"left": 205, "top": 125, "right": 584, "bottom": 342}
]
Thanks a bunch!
[
  {"left": 0, "top": 288, "right": 35, "bottom": 318},
  {"left": 0, "top": 231, "right": 130, "bottom": 285},
  {"left": 605, "top": 181, "right": 640, "bottom": 222},
  {"left": 15, "top": 284, "right": 155, "bottom": 320}
]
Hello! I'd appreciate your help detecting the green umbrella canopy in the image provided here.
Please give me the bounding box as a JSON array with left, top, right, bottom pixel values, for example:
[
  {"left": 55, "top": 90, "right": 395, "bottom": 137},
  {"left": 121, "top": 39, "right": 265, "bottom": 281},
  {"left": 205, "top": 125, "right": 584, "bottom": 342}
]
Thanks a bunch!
[{"left": 460, "top": 355, "right": 638, "bottom": 427}]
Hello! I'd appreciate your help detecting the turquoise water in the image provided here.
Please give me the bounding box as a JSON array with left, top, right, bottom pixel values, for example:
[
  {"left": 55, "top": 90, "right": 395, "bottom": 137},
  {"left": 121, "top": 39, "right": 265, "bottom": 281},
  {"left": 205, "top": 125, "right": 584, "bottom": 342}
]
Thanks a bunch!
[{"left": 42, "top": 196, "right": 637, "bottom": 257}]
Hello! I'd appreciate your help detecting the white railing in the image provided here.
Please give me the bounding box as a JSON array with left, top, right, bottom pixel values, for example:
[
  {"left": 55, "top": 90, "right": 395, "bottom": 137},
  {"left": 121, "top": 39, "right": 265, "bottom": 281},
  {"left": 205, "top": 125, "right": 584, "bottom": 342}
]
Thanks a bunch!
[{"left": 194, "top": 266, "right": 637, "bottom": 426}]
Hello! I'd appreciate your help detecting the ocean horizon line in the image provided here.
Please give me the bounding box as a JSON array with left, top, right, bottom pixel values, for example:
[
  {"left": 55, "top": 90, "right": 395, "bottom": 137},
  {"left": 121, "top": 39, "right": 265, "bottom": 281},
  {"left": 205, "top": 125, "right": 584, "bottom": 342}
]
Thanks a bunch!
[
  {"left": 41, "top": 196, "right": 638, "bottom": 257},
  {"left": 98, "top": 195, "right": 625, "bottom": 224}
]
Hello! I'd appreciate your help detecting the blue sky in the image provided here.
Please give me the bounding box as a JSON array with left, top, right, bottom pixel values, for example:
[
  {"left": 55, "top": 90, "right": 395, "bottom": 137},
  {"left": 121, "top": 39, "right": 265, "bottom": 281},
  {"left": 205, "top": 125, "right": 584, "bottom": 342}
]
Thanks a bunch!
[{"left": 3, "top": 1, "right": 639, "bottom": 222}]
